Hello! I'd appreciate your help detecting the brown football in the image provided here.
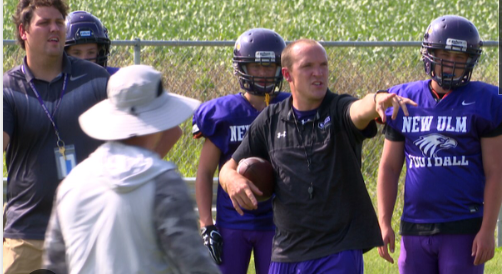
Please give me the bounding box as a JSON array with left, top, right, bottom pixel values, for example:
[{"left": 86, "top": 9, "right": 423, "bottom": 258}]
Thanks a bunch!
[{"left": 237, "top": 157, "right": 275, "bottom": 202}]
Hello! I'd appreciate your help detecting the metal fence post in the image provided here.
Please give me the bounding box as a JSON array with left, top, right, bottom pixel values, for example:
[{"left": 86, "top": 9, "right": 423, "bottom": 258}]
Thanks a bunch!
[{"left": 134, "top": 38, "right": 141, "bottom": 64}]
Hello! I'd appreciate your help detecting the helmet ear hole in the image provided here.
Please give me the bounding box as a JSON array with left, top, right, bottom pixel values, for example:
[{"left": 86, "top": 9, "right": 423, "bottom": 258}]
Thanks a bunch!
[{"left": 241, "top": 64, "right": 248, "bottom": 74}]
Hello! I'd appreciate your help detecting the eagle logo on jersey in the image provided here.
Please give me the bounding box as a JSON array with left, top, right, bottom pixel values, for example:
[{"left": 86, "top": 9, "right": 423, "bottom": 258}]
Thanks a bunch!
[{"left": 413, "top": 133, "right": 457, "bottom": 157}]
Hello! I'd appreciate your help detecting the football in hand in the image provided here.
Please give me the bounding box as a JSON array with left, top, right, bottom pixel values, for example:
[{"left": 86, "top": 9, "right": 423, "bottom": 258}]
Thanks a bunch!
[{"left": 237, "top": 157, "right": 275, "bottom": 202}]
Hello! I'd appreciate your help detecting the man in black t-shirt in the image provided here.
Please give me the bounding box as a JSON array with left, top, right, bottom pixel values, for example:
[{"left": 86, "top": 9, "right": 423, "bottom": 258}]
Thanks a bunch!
[{"left": 219, "top": 39, "right": 416, "bottom": 273}]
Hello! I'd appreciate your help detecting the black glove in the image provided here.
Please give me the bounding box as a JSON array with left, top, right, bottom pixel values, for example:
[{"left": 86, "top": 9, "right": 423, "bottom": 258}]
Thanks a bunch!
[{"left": 201, "top": 225, "right": 223, "bottom": 265}]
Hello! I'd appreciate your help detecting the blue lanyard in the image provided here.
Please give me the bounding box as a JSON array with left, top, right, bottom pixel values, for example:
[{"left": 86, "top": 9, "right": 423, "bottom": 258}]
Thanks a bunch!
[{"left": 22, "top": 65, "right": 68, "bottom": 150}]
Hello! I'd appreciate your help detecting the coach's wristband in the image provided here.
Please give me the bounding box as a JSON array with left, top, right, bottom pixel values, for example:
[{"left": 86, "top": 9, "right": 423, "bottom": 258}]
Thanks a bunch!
[{"left": 374, "top": 89, "right": 389, "bottom": 103}]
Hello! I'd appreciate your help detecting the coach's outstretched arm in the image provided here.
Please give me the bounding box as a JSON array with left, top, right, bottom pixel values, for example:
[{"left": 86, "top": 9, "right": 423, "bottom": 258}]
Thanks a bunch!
[
  {"left": 350, "top": 91, "right": 417, "bottom": 130},
  {"left": 219, "top": 158, "right": 263, "bottom": 215}
]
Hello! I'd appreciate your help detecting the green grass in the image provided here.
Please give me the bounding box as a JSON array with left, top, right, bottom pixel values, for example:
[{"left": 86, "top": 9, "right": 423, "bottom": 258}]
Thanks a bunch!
[{"left": 2, "top": 0, "right": 498, "bottom": 42}]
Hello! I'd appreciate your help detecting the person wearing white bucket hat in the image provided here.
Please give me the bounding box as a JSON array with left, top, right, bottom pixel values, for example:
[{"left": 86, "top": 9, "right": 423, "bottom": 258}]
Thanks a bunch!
[{"left": 42, "top": 65, "right": 221, "bottom": 274}]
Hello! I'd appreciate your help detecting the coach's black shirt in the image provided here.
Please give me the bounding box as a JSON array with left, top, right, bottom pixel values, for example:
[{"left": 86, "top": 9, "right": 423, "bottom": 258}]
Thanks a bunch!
[{"left": 233, "top": 90, "right": 383, "bottom": 262}]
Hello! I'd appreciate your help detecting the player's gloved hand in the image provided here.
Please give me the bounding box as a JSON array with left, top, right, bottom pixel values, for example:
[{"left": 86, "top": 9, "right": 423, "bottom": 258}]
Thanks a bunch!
[{"left": 201, "top": 225, "right": 223, "bottom": 265}]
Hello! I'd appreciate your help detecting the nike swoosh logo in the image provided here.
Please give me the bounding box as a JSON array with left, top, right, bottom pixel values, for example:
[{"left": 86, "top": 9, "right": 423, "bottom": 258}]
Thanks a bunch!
[
  {"left": 70, "top": 74, "right": 87, "bottom": 81},
  {"left": 462, "top": 101, "right": 475, "bottom": 106}
]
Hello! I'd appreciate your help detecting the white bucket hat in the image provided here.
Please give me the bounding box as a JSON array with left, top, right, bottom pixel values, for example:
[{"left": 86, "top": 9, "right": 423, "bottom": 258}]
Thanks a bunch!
[{"left": 79, "top": 65, "right": 200, "bottom": 141}]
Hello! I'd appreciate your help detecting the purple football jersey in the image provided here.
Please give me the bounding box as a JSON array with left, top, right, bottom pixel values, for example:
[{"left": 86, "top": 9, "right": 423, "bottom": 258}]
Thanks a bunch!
[
  {"left": 193, "top": 92, "right": 290, "bottom": 230},
  {"left": 385, "top": 80, "right": 502, "bottom": 223}
]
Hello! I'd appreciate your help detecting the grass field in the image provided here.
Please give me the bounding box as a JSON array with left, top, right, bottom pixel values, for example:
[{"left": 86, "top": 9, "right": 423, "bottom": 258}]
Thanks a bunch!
[
  {"left": 3, "top": 0, "right": 499, "bottom": 41},
  {"left": 3, "top": 0, "right": 500, "bottom": 273}
]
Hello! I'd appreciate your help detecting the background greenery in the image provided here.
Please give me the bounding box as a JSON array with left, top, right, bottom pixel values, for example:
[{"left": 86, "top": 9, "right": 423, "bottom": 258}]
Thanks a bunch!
[
  {"left": 3, "top": 0, "right": 499, "bottom": 41},
  {"left": 3, "top": 0, "right": 500, "bottom": 273}
]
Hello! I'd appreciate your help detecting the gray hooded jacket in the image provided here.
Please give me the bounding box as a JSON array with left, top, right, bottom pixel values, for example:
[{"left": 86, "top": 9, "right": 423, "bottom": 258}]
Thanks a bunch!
[{"left": 43, "top": 141, "right": 221, "bottom": 274}]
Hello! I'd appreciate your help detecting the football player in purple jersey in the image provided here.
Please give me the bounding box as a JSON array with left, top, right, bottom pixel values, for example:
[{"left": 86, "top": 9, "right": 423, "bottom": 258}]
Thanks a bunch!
[
  {"left": 377, "top": 15, "right": 502, "bottom": 274},
  {"left": 192, "top": 28, "right": 290, "bottom": 274},
  {"left": 65, "top": 10, "right": 119, "bottom": 75}
]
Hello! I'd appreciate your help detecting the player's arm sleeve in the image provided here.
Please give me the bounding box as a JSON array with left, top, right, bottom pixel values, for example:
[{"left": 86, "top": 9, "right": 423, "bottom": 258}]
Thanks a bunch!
[
  {"left": 192, "top": 121, "right": 203, "bottom": 139},
  {"left": 480, "top": 91, "right": 502, "bottom": 138},
  {"left": 192, "top": 102, "right": 218, "bottom": 140},
  {"left": 192, "top": 108, "right": 204, "bottom": 139},
  {"left": 482, "top": 122, "right": 502, "bottom": 138},
  {"left": 42, "top": 193, "right": 69, "bottom": 274},
  {"left": 153, "top": 170, "right": 221, "bottom": 274},
  {"left": 383, "top": 124, "right": 405, "bottom": 141}
]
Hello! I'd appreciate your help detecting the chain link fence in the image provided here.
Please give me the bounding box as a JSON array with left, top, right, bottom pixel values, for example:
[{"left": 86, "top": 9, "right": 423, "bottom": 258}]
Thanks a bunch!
[{"left": 3, "top": 40, "right": 500, "bottom": 244}]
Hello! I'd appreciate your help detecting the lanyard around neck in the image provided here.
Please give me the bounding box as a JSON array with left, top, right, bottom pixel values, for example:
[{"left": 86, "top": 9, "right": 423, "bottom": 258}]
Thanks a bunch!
[{"left": 22, "top": 64, "right": 68, "bottom": 146}]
